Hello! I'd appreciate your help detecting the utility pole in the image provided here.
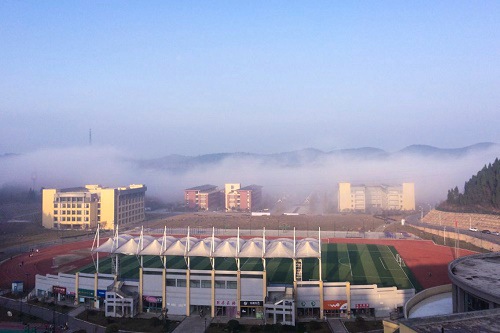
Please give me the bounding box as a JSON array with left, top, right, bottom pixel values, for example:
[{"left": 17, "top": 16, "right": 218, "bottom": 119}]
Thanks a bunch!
[{"left": 443, "top": 226, "right": 446, "bottom": 245}]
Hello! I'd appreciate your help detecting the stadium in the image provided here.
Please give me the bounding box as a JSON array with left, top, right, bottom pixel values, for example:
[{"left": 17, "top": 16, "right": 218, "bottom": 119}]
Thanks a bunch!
[{"left": 32, "top": 226, "right": 425, "bottom": 326}]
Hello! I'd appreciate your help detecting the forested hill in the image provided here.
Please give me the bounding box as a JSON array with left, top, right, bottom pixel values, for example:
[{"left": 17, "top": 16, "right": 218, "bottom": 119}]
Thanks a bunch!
[{"left": 440, "top": 158, "right": 500, "bottom": 213}]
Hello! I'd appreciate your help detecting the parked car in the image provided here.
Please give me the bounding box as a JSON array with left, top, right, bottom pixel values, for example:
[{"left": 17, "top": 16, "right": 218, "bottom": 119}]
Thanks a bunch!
[
  {"left": 469, "top": 227, "right": 478, "bottom": 232},
  {"left": 493, "top": 231, "right": 500, "bottom": 236},
  {"left": 481, "top": 229, "right": 491, "bottom": 234}
]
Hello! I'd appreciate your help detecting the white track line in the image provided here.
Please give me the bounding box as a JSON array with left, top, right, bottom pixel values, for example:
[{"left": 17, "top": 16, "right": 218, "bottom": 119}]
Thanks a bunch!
[{"left": 346, "top": 245, "right": 353, "bottom": 278}]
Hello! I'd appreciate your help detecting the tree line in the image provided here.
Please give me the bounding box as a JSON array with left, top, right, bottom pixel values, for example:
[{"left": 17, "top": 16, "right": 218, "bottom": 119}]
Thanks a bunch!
[{"left": 441, "top": 158, "right": 500, "bottom": 213}]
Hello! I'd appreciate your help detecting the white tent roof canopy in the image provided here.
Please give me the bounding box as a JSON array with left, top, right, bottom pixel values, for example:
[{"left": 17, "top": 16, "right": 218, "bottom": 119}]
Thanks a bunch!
[{"left": 92, "top": 229, "right": 322, "bottom": 258}]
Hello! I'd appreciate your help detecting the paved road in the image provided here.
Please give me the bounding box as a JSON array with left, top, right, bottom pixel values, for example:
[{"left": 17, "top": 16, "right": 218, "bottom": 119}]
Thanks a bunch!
[{"left": 405, "top": 213, "right": 500, "bottom": 245}]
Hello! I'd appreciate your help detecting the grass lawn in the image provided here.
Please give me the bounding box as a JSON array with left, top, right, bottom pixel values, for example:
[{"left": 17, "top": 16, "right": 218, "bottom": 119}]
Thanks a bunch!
[
  {"left": 343, "top": 319, "right": 383, "bottom": 332},
  {"left": 76, "top": 309, "right": 180, "bottom": 333},
  {"left": 207, "top": 320, "right": 330, "bottom": 332}
]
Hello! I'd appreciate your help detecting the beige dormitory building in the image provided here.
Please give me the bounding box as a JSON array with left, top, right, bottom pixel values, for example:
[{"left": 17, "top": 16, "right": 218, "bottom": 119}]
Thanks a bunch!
[
  {"left": 338, "top": 182, "right": 415, "bottom": 212},
  {"left": 42, "top": 184, "right": 147, "bottom": 230}
]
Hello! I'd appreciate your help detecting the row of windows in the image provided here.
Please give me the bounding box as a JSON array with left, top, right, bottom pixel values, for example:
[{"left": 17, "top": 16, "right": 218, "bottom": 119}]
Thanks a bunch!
[
  {"left": 54, "top": 216, "right": 90, "bottom": 222},
  {"left": 57, "top": 197, "right": 84, "bottom": 202},
  {"left": 118, "top": 197, "right": 144, "bottom": 206},
  {"left": 118, "top": 203, "right": 143, "bottom": 212},
  {"left": 54, "top": 210, "right": 90, "bottom": 215},
  {"left": 54, "top": 203, "right": 91, "bottom": 209},
  {"left": 118, "top": 210, "right": 143, "bottom": 219},
  {"left": 166, "top": 278, "right": 237, "bottom": 289}
]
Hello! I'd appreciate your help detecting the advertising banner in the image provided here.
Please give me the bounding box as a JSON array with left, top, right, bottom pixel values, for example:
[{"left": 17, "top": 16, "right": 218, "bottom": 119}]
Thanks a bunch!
[{"left": 323, "top": 300, "right": 348, "bottom": 310}]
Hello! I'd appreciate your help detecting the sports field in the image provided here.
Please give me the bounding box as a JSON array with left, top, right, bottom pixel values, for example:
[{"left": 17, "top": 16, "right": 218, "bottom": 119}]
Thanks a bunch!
[{"left": 78, "top": 243, "right": 416, "bottom": 290}]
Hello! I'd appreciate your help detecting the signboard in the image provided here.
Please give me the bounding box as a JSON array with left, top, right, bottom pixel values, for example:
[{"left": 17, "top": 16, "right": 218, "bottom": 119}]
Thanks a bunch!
[
  {"left": 97, "top": 290, "right": 106, "bottom": 298},
  {"left": 143, "top": 296, "right": 162, "bottom": 303},
  {"left": 52, "top": 286, "right": 67, "bottom": 295},
  {"left": 78, "top": 288, "right": 94, "bottom": 297},
  {"left": 323, "top": 300, "right": 348, "bottom": 310},
  {"left": 240, "top": 301, "right": 263, "bottom": 307},
  {"left": 355, "top": 303, "right": 370, "bottom": 309},
  {"left": 216, "top": 300, "right": 237, "bottom": 306},
  {"left": 298, "top": 300, "right": 319, "bottom": 308}
]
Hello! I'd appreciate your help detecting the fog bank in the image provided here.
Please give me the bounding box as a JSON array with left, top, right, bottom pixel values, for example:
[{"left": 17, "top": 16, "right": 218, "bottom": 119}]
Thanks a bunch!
[{"left": 1, "top": 145, "right": 499, "bottom": 206}]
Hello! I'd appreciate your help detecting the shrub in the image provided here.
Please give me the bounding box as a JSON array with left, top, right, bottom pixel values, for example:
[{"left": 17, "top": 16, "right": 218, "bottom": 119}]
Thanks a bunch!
[
  {"left": 150, "top": 316, "right": 161, "bottom": 327},
  {"left": 105, "top": 323, "right": 119, "bottom": 333},
  {"left": 309, "top": 320, "right": 321, "bottom": 331},
  {"left": 227, "top": 319, "right": 240, "bottom": 332},
  {"left": 249, "top": 325, "right": 260, "bottom": 332},
  {"left": 355, "top": 316, "right": 368, "bottom": 330}
]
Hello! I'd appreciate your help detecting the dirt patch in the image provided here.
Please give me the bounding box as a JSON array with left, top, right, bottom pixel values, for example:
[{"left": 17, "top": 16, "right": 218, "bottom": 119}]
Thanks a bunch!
[{"left": 145, "top": 213, "right": 388, "bottom": 232}]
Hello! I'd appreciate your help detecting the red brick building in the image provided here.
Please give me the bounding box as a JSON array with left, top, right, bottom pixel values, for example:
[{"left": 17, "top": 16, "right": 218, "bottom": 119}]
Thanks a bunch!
[
  {"left": 184, "top": 185, "right": 222, "bottom": 211},
  {"left": 226, "top": 184, "right": 263, "bottom": 212}
]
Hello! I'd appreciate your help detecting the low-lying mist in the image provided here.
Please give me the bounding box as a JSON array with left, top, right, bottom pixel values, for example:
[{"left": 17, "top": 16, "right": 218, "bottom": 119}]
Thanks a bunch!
[{"left": 1, "top": 145, "right": 499, "bottom": 206}]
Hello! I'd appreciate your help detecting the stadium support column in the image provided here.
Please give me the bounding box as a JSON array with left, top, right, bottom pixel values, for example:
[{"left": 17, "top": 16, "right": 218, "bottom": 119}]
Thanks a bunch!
[
  {"left": 75, "top": 273, "right": 79, "bottom": 306},
  {"left": 237, "top": 270, "right": 241, "bottom": 318},
  {"left": 186, "top": 268, "right": 191, "bottom": 316},
  {"left": 94, "top": 272, "right": 98, "bottom": 309},
  {"left": 139, "top": 266, "right": 143, "bottom": 314},
  {"left": 262, "top": 270, "right": 267, "bottom": 306},
  {"left": 319, "top": 257, "right": 324, "bottom": 320},
  {"left": 162, "top": 266, "right": 166, "bottom": 311},
  {"left": 346, "top": 282, "right": 351, "bottom": 319},
  {"left": 293, "top": 258, "right": 297, "bottom": 302},
  {"left": 211, "top": 269, "right": 215, "bottom": 318},
  {"left": 293, "top": 228, "right": 297, "bottom": 308}
]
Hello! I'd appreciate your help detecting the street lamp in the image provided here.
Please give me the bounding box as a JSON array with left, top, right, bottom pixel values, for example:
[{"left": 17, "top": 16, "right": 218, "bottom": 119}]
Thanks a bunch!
[{"left": 204, "top": 317, "right": 207, "bottom": 332}]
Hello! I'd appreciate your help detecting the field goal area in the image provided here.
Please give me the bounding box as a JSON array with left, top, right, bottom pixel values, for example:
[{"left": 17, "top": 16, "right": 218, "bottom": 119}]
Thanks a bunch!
[{"left": 322, "top": 243, "right": 415, "bottom": 290}]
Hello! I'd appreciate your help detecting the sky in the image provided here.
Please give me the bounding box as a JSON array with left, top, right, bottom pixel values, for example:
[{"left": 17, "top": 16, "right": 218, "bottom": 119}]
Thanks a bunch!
[
  {"left": 1, "top": 1, "right": 499, "bottom": 158},
  {"left": 1, "top": 1, "right": 500, "bottom": 203}
]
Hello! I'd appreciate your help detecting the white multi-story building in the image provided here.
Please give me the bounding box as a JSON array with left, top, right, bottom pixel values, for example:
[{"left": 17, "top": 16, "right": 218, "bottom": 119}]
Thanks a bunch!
[
  {"left": 338, "top": 182, "right": 415, "bottom": 212},
  {"left": 42, "top": 184, "right": 147, "bottom": 230}
]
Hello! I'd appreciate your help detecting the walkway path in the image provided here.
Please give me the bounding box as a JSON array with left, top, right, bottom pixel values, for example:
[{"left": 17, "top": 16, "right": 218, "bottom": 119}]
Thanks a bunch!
[
  {"left": 327, "top": 318, "right": 348, "bottom": 332},
  {"left": 172, "top": 315, "right": 212, "bottom": 333}
]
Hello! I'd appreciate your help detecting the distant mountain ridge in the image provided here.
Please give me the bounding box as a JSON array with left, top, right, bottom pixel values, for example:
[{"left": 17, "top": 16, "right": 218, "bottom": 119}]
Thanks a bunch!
[{"left": 137, "top": 142, "right": 499, "bottom": 173}]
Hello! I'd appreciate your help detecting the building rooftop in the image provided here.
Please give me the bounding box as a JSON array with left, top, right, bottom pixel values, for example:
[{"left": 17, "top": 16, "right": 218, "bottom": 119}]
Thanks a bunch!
[
  {"left": 240, "top": 185, "right": 263, "bottom": 191},
  {"left": 449, "top": 252, "right": 500, "bottom": 302},
  {"left": 59, "top": 187, "right": 88, "bottom": 193},
  {"left": 186, "top": 184, "right": 218, "bottom": 192},
  {"left": 400, "top": 308, "right": 500, "bottom": 333}
]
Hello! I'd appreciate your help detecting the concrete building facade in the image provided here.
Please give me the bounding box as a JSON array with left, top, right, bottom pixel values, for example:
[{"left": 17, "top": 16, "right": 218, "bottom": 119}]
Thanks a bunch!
[
  {"left": 42, "top": 184, "right": 147, "bottom": 230},
  {"left": 337, "top": 182, "right": 415, "bottom": 213},
  {"left": 184, "top": 184, "right": 222, "bottom": 211}
]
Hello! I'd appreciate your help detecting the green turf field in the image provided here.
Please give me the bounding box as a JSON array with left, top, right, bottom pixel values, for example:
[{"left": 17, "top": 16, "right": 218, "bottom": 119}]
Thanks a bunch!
[{"left": 77, "top": 243, "right": 415, "bottom": 289}]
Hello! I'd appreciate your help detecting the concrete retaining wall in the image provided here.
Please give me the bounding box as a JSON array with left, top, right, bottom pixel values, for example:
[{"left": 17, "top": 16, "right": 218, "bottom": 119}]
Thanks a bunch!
[{"left": 412, "top": 225, "right": 500, "bottom": 252}]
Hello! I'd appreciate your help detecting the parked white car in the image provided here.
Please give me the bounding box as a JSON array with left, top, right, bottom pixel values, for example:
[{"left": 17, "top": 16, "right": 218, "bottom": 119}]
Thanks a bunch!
[{"left": 469, "top": 227, "right": 478, "bottom": 232}]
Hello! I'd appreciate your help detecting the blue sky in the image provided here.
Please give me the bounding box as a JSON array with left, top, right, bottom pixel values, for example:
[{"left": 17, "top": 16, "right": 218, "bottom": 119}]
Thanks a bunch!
[{"left": 1, "top": 1, "right": 499, "bottom": 157}]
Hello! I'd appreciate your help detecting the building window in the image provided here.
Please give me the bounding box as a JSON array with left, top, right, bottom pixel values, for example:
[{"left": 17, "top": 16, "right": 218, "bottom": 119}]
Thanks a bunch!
[
  {"left": 227, "top": 281, "right": 237, "bottom": 289},
  {"left": 190, "top": 280, "right": 200, "bottom": 288},
  {"left": 166, "top": 279, "right": 176, "bottom": 287},
  {"left": 201, "top": 280, "right": 211, "bottom": 288},
  {"left": 54, "top": 203, "right": 58, "bottom": 208},
  {"left": 215, "top": 281, "right": 225, "bottom": 289},
  {"left": 177, "top": 279, "right": 186, "bottom": 287}
]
